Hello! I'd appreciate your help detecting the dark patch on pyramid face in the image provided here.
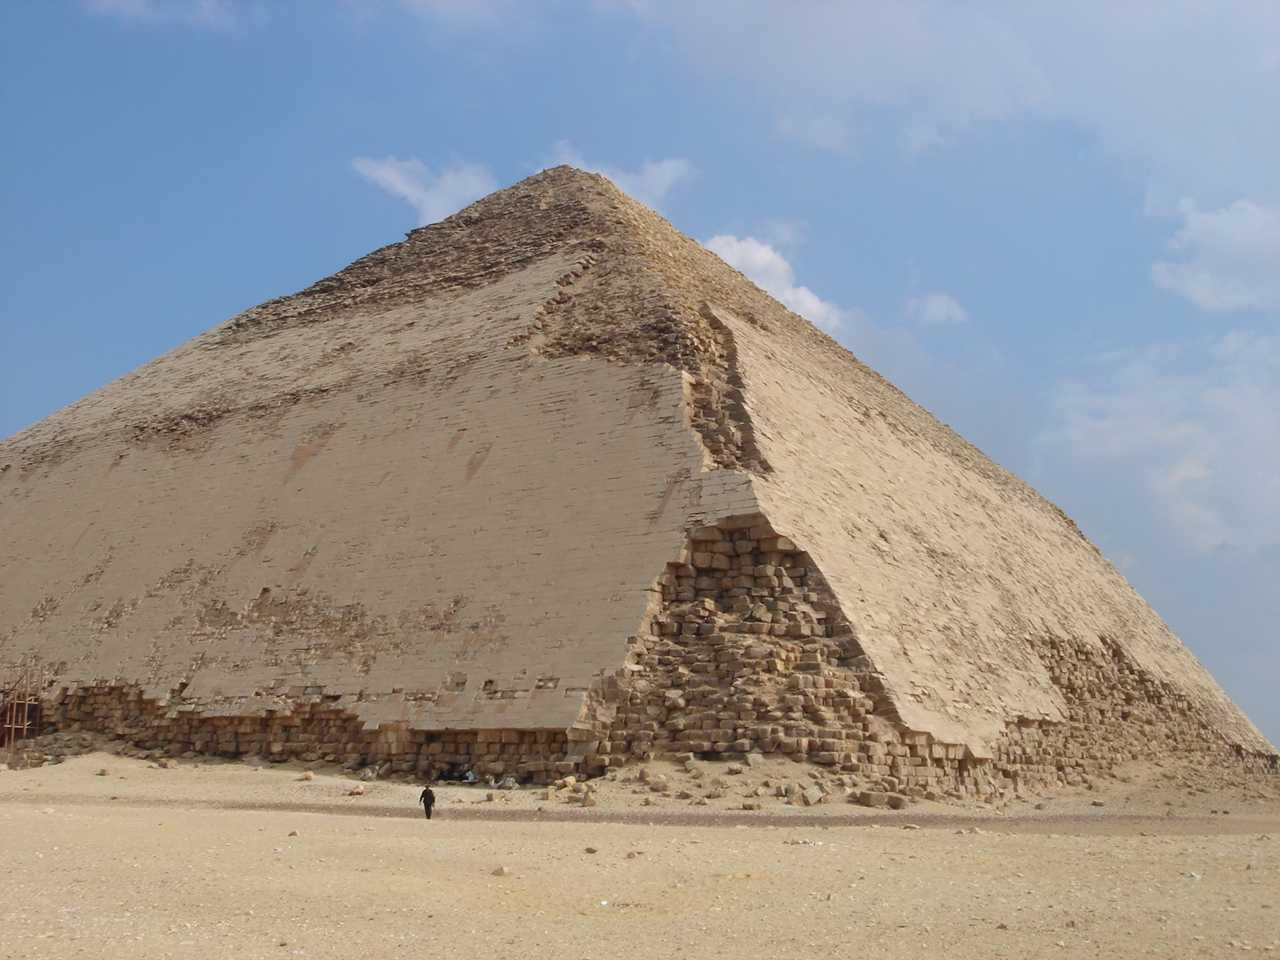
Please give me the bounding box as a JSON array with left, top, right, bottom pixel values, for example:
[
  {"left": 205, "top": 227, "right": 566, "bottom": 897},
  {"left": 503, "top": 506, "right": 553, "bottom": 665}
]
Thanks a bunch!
[
  {"left": 464, "top": 442, "right": 493, "bottom": 481},
  {"left": 285, "top": 424, "right": 339, "bottom": 481},
  {"left": 0, "top": 167, "right": 1274, "bottom": 791}
]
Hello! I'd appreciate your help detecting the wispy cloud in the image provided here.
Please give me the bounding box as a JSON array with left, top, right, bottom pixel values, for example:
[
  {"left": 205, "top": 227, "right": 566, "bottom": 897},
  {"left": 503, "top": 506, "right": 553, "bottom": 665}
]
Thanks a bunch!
[
  {"left": 549, "top": 141, "right": 693, "bottom": 208},
  {"left": 351, "top": 156, "right": 497, "bottom": 226},
  {"left": 398, "top": 0, "right": 510, "bottom": 21},
  {"left": 350, "top": 144, "right": 693, "bottom": 225},
  {"left": 85, "top": 0, "right": 234, "bottom": 26},
  {"left": 704, "top": 234, "right": 844, "bottom": 332},
  {"left": 1152, "top": 199, "right": 1280, "bottom": 312},
  {"left": 756, "top": 218, "right": 807, "bottom": 248},
  {"left": 617, "top": 2, "right": 1280, "bottom": 203},
  {"left": 701, "top": 232, "right": 1023, "bottom": 470},
  {"left": 905, "top": 291, "right": 968, "bottom": 326},
  {"left": 87, "top": 0, "right": 150, "bottom": 13},
  {"left": 1039, "top": 332, "right": 1280, "bottom": 554}
]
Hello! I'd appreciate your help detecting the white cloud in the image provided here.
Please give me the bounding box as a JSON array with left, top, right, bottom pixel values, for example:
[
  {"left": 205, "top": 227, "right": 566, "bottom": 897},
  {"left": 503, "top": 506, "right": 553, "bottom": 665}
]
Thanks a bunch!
[
  {"left": 1152, "top": 199, "right": 1280, "bottom": 312},
  {"left": 549, "top": 141, "right": 693, "bottom": 208},
  {"left": 85, "top": 0, "right": 233, "bottom": 26},
  {"left": 757, "top": 218, "right": 807, "bottom": 248},
  {"left": 704, "top": 234, "right": 844, "bottom": 332},
  {"left": 350, "top": 144, "right": 692, "bottom": 226},
  {"left": 343, "top": 3, "right": 1280, "bottom": 202},
  {"left": 702, "top": 234, "right": 1026, "bottom": 471},
  {"left": 905, "top": 291, "right": 968, "bottom": 326},
  {"left": 351, "top": 156, "right": 497, "bottom": 226},
  {"left": 1039, "top": 333, "right": 1280, "bottom": 554},
  {"left": 616, "top": 2, "right": 1280, "bottom": 203},
  {"left": 620, "top": 1, "right": 1047, "bottom": 155}
]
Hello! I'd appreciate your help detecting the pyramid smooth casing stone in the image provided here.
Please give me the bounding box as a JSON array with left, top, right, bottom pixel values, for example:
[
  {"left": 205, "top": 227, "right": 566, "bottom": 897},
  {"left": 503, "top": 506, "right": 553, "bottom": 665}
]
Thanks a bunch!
[{"left": 0, "top": 166, "right": 1275, "bottom": 790}]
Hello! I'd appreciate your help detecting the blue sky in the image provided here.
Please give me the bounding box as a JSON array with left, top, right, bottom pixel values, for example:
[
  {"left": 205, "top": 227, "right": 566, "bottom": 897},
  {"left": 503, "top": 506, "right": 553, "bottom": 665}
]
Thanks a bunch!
[{"left": 2, "top": 1, "right": 1277, "bottom": 742}]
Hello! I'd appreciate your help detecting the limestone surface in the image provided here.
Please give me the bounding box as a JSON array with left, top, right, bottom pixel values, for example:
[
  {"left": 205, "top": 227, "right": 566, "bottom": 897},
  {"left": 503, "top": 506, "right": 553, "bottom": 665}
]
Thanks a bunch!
[{"left": 1, "top": 166, "right": 1273, "bottom": 792}]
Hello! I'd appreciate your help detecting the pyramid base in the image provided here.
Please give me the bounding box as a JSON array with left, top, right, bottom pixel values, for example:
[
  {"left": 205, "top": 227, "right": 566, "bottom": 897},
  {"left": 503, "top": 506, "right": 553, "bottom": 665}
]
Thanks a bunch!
[
  {"left": 18, "top": 512, "right": 1279, "bottom": 794},
  {"left": 38, "top": 685, "right": 581, "bottom": 782}
]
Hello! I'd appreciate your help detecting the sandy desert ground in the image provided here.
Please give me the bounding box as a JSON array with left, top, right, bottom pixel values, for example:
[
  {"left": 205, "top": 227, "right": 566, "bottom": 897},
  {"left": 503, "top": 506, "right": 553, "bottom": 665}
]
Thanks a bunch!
[{"left": 2, "top": 748, "right": 1278, "bottom": 960}]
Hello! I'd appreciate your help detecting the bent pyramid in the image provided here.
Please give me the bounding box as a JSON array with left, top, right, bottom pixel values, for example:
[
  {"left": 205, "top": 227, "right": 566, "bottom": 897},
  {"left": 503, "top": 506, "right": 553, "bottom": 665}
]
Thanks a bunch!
[{"left": 2, "top": 167, "right": 1274, "bottom": 791}]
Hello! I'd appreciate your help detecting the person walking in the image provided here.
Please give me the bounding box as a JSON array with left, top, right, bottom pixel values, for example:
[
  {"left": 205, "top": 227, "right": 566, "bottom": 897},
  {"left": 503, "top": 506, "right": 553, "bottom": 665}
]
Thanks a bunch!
[{"left": 419, "top": 784, "right": 436, "bottom": 820}]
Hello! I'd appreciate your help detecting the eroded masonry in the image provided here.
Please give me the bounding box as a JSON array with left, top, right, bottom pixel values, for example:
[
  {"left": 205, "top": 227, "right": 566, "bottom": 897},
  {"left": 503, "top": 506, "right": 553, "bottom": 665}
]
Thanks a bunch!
[{"left": 1, "top": 167, "right": 1274, "bottom": 795}]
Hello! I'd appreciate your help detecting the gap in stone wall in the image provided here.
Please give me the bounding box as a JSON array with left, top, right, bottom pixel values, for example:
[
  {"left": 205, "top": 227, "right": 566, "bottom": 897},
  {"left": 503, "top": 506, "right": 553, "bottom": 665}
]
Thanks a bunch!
[{"left": 585, "top": 513, "right": 1277, "bottom": 803}]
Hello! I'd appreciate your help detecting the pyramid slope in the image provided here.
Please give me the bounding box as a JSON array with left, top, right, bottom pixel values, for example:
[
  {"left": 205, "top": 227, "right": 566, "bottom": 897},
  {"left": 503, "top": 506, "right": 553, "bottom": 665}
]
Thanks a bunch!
[
  {"left": 1, "top": 247, "right": 715, "bottom": 734},
  {"left": 612, "top": 244, "right": 1272, "bottom": 752},
  {"left": 1, "top": 167, "right": 1272, "bottom": 779}
]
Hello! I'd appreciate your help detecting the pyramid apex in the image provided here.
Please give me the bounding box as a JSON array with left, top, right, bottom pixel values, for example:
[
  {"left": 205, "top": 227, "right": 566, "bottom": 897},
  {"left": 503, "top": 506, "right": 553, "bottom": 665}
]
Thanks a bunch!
[
  {"left": 394, "top": 163, "right": 637, "bottom": 243},
  {"left": 535, "top": 163, "right": 608, "bottom": 181}
]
